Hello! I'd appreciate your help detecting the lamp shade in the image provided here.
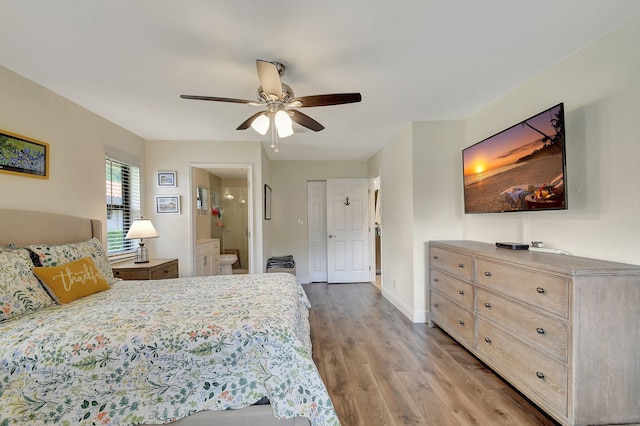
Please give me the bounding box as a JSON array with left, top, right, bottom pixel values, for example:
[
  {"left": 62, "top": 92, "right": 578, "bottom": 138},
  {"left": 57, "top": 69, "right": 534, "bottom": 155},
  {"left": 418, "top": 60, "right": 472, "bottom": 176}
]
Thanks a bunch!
[
  {"left": 275, "top": 110, "right": 293, "bottom": 138},
  {"left": 250, "top": 113, "right": 270, "bottom": 135},
  {"left": 125, "top": 219, "right": 159, "bottom": 240}
]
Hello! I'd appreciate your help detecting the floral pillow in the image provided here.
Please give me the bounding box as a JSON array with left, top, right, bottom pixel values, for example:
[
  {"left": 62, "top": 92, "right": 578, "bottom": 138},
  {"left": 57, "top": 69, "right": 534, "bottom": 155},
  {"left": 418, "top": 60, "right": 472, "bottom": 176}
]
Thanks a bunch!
[
  {"left": 0, "top": 248, "right": 54, "bottom": 321},
  {"left": 29, "top": 238, "right": 118, "bottom": 284},
  {"left": 0, "top": 243, "right": 17, "bottom": 253}
]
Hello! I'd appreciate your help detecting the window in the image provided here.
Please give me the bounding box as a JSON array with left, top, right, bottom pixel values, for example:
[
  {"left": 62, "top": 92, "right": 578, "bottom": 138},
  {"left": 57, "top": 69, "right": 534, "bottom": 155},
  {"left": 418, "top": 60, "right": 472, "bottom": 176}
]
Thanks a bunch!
[{"left": 106, "top": 157, "right": 141, "bottom": 255}]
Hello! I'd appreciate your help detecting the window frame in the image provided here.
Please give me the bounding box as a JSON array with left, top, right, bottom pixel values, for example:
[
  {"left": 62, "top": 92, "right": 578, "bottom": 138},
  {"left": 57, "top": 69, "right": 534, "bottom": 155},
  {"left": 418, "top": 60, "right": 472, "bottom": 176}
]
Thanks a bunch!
[{"left": 106, "top": 156, "right": 141, "bottom": 257}]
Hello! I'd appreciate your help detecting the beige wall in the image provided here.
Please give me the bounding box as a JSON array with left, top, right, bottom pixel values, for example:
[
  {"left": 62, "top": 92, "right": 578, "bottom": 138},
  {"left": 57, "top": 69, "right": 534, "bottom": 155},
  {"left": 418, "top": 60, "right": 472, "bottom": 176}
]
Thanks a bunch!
[
  {"left": 268, "top": 160, "right": 368, "bottom": 282},
  {"left": 144, "top": 140, "right": 265, "bottom": 277},
  {"left": 261, "top": 146, "right": 273, "bottom": 264},
  {"left": 194, "top": 168, "right": 212, "bottom": 240},
  {"left": 368, "top": 125, "right": 416, "bottom": 318},
  {"left": 371, "top": 14, "right": 640, "bottom": 322},
  {"left": 411, "top": 121, "right": 464, "bottom": 320},
  {"left": 3, "top": 14, "right": 638, "bottom": 323},
  {"left": 0, "top": 66, "right": 145, "bottom": 241},
  {"left": 461, "top": 13, "right": 640, "bottom": 265}
]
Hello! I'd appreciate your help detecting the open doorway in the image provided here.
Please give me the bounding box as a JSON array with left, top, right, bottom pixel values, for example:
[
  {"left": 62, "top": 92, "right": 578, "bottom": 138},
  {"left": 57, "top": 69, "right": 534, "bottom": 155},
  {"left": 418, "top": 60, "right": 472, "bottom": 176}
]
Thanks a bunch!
[
  {"left": 191, "top": 164, "right": 253, "bottom": 276},
  {"left": 372, "top": 175, "right": 381, "bottom": 290}
]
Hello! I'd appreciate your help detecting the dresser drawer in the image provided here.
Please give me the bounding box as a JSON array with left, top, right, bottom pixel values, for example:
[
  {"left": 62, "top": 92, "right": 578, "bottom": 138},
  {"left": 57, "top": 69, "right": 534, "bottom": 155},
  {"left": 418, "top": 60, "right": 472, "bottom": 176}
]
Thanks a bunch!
[
  {"left": 430, "top": 246, "right": 473, "bottom": 281},
  {"left": 431, "top": 269, "right": 474, "bottom": 310},
  {"left": 151, "top": 261, "right": 178, "bottom": 279},
  {"left": 430, "top": 291, "right": 474, "bottom": 345},
  {"left": 476, "top": 288, "right": 568, "bottom": 362},
  {"left": 477, "top": 318, "right": 567, "bottom": 416},
  {"left": 476, "top": 259, "right": 568, "bottom": 317},
  {"left": 113, "top": 269, "right": 149, "bottom": 280}
]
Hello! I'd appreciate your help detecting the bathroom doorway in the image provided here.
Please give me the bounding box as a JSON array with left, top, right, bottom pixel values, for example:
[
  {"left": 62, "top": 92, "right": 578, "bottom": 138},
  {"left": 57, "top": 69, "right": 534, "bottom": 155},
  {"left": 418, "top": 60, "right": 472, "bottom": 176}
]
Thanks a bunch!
[
  {"left": 191, "top": 164, "right": 252, "bottom": 275},
  {"left": 372, "top": 175, "right": 382, "bottom": 290}
]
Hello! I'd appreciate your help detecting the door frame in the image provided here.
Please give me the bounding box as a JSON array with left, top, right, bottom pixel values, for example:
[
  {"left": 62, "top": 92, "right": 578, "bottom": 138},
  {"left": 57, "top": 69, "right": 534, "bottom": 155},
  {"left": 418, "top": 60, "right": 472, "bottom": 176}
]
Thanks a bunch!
[
  {"left": 189, "top": 163, "right": 254, "bottom": 275},
  {"left": 369, "top": 174, "right": 380, "bottom": 284},
  {"left": 307, "top": 180, "right": 328, "bottom": 283}
]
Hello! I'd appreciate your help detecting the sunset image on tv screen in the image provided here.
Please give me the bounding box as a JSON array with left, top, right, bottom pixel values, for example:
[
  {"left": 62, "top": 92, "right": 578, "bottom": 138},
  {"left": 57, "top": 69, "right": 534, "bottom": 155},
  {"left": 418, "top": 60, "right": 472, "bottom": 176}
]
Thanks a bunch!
[{"left": 463, "top": 103, "right": 565, "bottom": 213}]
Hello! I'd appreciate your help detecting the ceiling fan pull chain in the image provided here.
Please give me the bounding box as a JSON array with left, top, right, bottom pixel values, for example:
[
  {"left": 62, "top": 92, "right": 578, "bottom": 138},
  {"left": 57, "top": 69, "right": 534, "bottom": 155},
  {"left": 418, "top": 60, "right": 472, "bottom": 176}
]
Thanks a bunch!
[{"left": 270, "top": 117, "right": 279, "bottom": 153}]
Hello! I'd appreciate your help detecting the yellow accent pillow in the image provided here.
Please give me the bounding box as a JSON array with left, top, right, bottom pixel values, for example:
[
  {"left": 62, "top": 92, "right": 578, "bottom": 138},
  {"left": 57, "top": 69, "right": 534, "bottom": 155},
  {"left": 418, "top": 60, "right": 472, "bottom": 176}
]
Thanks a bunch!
[{"left": 33, "top": 257, "right": 111, "bottom": 303}]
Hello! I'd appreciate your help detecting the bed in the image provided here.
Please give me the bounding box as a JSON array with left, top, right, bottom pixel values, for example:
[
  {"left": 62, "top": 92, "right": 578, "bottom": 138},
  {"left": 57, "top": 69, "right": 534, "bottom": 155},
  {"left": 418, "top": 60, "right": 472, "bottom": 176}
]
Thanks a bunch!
[{"left": 0, "top": 209, "right": 339, "bottom": 426}]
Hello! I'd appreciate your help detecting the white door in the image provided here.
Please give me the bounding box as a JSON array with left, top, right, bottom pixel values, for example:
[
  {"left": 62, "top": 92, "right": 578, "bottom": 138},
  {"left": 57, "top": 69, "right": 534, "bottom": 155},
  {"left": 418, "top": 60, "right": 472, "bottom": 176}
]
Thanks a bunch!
[
  {"left": 307, "top": 181, "right": 328, "bottom": 282},
  {"left": 326, "top": 178, "right": 370, "bottom": 283}
]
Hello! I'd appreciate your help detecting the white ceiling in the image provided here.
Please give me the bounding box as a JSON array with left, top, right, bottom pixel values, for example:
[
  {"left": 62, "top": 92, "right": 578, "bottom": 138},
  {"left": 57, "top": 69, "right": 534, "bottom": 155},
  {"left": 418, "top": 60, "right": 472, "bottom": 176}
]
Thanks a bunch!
[{"left": 2, "top": 1, "right": 639, "bottom": 161}]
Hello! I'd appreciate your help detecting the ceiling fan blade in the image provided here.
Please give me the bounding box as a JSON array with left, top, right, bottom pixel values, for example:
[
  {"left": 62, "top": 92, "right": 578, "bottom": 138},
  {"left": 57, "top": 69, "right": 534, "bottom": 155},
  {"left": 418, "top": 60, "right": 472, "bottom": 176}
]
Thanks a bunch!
[
  {"left": 292, "top": 93, "right": 362, "bottom": 108},
  {"left": 256, "top": 60, "right": 282, "bottom": 98},
  {"left": 290, "top": 110, "right": 325, "bottom": 132},
  {"left": 180, "top": 94, "right": 261, "bottom": 106},
  {"left": 236, "top": 110, "right": 267, "bottom": 130}
]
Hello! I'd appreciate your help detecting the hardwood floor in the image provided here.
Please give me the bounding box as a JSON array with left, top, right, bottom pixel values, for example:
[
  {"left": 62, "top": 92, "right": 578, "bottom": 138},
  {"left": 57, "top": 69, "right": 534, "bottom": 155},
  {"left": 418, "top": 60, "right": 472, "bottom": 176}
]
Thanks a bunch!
[{"left": 304, "top": 282, "right": 559, "bottom": 426}]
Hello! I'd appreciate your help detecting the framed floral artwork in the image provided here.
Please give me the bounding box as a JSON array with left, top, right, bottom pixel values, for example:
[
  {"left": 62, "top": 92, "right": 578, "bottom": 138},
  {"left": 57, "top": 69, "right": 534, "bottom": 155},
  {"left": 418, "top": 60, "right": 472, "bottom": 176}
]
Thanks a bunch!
[{"left": 0, "top": 129, "right": 49, "bottom": 179}]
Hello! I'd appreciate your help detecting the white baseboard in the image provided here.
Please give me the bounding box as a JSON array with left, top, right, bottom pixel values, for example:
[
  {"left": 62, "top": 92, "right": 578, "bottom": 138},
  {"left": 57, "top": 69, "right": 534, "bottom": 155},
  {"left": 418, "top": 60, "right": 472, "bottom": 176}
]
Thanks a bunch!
[{"left": 381, "top": 288, "right": 427, "bottom": 323}]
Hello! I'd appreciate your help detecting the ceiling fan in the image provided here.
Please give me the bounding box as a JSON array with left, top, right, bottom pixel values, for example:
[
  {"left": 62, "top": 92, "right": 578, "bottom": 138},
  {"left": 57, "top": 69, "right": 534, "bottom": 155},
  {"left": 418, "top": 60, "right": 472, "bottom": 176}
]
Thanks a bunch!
[{"left": 180, "top": 59, "right": 362, "bottom": 141}]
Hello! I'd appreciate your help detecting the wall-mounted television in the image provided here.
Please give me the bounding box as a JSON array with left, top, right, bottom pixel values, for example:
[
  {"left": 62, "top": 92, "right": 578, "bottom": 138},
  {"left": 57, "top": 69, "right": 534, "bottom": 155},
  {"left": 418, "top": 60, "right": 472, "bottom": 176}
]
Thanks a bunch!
[{"left": 462, "top": 103, "right": 566, "bottom": 214}]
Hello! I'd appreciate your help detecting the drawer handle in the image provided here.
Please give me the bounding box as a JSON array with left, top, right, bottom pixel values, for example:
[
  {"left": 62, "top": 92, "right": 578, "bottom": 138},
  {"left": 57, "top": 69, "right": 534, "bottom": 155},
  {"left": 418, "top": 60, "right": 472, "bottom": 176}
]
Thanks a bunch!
[
  {"left": 484, "top": 337, "right": 491, "bottom": 343},
  {"left": 458, "top": 290, "right": 464, "bottom": 295},
  {"left": 484, "top": 302, "right": 491, "bottom": 308},
  {"left": 484, "top": 271, "right": 491, "bottom": 277},
  {"left": 536, "top": 327, "right": 545, "bottom": 335},
  {"left": 164, "top": 269, "right": 169, "bottom": 273},
  {"left": 458, "top": 320, "right": 465, "bottom": 325},
  {"left": 433, "top": 277, "right": 439, "bottom": 282},
  {"left": 433, "top": 255, "right": 439, "bottom": 260},
  {"left": 536, "top": 287, "right": 545, "bottom": 294},
  {"left": 458, "top": 263, "right": 464, "bottom": 268},
  {"left": 433, "top": 303, "right": 439, "bottom": 308},
  {"left": 536, "top": 371, "right": 545, "bottom": 379}
]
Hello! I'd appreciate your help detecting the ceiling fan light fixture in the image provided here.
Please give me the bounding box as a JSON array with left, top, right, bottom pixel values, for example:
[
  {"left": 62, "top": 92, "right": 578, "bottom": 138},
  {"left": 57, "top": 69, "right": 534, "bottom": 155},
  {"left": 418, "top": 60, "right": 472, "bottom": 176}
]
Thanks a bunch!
[
  {"left": 277, "top": 123, "right": 294, "bottom": 138},
  {"left": 250, "top": 113, "right": 270, "bottom": 135},
  {"left": 275, "top": 110, "right": 293, "bottom": 138},
  {"left": 181, "top": 60, "right": 363, "bottom": 152}
]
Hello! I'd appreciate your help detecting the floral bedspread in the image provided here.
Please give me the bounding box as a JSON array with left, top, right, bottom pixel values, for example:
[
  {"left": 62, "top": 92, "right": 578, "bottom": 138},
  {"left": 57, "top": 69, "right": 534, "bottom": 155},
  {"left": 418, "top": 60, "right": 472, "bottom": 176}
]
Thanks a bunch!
[{"left": 0, "top": 273, "right": 339, "bottom": 426}]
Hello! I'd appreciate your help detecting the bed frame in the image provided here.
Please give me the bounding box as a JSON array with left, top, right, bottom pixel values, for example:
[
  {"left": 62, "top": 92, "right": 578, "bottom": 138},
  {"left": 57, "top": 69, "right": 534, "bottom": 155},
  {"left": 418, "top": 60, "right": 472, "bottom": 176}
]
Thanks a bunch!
[{"left": 0, "top": 209, "right": 311, "bottom": 426}]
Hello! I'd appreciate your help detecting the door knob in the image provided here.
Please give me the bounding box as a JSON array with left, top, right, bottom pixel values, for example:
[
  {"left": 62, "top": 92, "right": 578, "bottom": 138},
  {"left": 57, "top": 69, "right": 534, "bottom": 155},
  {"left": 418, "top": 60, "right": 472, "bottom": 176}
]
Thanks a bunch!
[{"left": 328, "top": 234, "right": 336, "bottom": 238}]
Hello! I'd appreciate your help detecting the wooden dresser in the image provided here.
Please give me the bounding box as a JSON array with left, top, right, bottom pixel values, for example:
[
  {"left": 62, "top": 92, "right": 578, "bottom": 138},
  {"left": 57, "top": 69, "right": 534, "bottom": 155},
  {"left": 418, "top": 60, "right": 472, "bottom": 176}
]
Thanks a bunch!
[
  {"left": 428, "top": 240, "right": 640, "bottom": 426},
  {"left": 112, "top": 258, "right": 179, "bottom": 281}
]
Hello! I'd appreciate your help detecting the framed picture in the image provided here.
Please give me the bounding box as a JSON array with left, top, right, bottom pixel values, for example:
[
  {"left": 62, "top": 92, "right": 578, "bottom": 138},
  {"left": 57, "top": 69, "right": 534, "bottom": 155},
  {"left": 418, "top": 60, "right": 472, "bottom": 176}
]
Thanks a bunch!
[
  {"left": 0, "top": 129, "right": 49, "bottom": 179},
  {"left": 264, "top": 184, "right": 272, "bottom": 220},
  {"left": 157, "top": 171, "right": 176, "bottom": 187},
  {"left": 156, "top": 195, "right": 180, "bottom": 214}
]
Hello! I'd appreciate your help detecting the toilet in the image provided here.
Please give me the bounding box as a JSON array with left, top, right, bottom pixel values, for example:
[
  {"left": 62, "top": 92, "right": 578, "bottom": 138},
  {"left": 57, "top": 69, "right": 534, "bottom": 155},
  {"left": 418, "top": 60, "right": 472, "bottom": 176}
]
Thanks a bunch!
[{"left": 219, "top": 254, "right": 238, "bottom": 275}]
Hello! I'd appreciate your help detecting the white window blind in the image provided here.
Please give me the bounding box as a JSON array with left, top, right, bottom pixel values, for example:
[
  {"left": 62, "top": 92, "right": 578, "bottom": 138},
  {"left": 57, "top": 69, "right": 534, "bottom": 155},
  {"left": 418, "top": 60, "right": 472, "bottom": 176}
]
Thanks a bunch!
[{"left": 106, "top": 157, "right": 141, "bottom": 255}]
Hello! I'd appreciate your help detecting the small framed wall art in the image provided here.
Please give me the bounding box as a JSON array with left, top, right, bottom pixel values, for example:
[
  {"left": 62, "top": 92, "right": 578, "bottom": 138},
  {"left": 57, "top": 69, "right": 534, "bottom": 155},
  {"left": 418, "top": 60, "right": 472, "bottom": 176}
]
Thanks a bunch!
[
  {"left": 0, "top": 129, "right": 49, "bottom": 179},
  {"left": 156, "top": 195, "right": 180, "bottom": 214},
  {"left": 264, "top": 184, "right": 272, "bottom": 220},
  {"left": 157, "top": 171, "right": 177, "bottom": 187}
]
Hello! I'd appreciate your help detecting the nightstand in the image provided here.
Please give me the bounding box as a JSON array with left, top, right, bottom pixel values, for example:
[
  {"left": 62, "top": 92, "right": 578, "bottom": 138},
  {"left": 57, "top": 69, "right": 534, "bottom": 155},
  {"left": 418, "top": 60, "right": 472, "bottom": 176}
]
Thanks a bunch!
[{"left": 112, "top": 258, "right": 179, "bottom": 281}]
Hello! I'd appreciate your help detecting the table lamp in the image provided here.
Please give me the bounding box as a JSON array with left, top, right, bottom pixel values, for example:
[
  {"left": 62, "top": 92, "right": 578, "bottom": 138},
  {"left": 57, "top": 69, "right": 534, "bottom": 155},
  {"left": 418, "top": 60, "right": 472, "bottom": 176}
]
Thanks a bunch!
[{"left": 125, "top": 218, "right": 159, "bottom": 263}]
